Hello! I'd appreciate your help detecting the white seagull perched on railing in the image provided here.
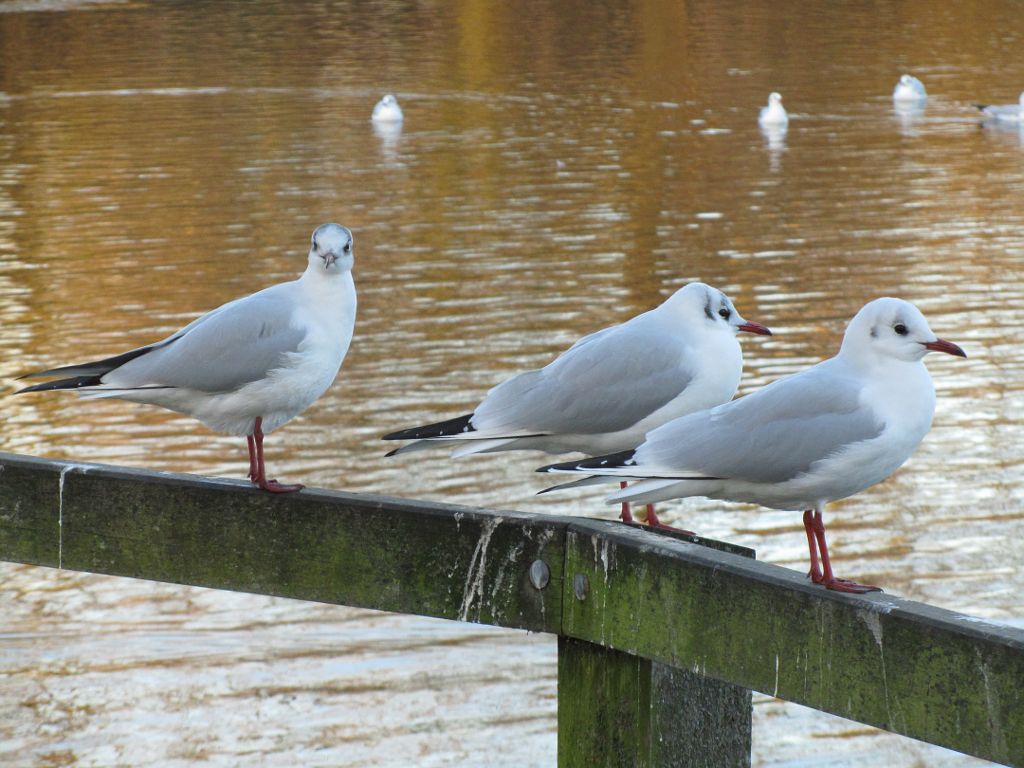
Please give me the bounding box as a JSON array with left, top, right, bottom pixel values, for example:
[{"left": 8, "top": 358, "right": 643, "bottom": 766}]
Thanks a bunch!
[
  {"left": 382, "top": 282, "right": 771, "bottom": 528},
  {"left": 17, "top": 223, "right": 358, "bottom": 494},
  {"left": 539, "top": 298, "right": 966, "bottom": 593},
  {"left": 758, "top": 92, "right": 789, "bottom": 128},
  {"left": 892, "top": 74, "right": 927, "bottom": 104},
  {"left": 372, "top": 94, "right": 404, "bottom": 123},
  {"left": 976, "top": 92, "right": 1024, "bottom": 123}
]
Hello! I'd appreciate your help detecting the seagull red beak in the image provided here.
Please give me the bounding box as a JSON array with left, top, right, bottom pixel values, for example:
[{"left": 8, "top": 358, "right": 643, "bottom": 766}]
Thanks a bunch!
[
  {"left": 738, "top": 321, "right": 772, "bottom": 336},
  {"left": 922, "top": 338, "right": 966, "bottom": 358},
  {"left": 321, "top": 252, "right": 337, "bottom": 267}
]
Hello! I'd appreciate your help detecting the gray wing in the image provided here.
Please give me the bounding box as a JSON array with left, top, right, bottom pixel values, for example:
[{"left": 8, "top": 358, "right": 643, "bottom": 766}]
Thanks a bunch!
[
  {"left": 472, "top": 317, "right": 693, "bottom": 436},
  {"left": 103, "top": 286, "right": 306, "bottom": 393},
  {"left": 635, "top": 359, "right": 884, "bottom": 483}
]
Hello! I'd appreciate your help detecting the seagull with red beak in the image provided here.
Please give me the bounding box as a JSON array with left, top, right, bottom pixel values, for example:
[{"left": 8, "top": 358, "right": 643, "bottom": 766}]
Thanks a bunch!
[
  {"left": 539, "top": 297, "right": 966, "bottom": 592},
  {"left": 384, "top": 282, "right": 771, "bottom": 529}
]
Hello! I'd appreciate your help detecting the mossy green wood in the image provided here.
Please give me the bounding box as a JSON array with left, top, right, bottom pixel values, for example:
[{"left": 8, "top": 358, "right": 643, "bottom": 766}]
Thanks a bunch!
[
  {"left": 561, "top": 519, "right": 1024, "bottom": 767},
  {"left": 0, "top": 456, "right": 61, "bottom": 567},
  {"left": 558, "top": 636, "right": 655, "bottom": 768},
  {"left": 557, "top": 638, "right": 753, "bottom": 768},
  {"left": 0, "top": 453, "right": 566, "bottom": 633}
]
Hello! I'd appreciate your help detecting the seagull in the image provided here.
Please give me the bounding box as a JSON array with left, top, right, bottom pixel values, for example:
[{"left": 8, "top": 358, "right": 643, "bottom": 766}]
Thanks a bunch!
[
  {"left": 758, "top": 92, "right": 788, "bottom": 128},
  {"left": 538, "top": 298, "right": 966, "bottom": 593},
  {"left": 17, "top": 223, "right": 357, "bottom": 494},
  {"left": 892, "top": 74, "right": 927, "bottom": 104},
  {"left": 371, "top": 94, "right": 404, "bottom": 123},
  {"left": 382, "top": 282, "right": 771, "bottom": 527},
  {"left": 976, "top": 92, "right": 1024, "bottom": 123}
]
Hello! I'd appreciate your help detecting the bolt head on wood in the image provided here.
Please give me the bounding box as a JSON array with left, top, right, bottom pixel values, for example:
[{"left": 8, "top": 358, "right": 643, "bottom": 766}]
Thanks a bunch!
[
  {"left": 573, "top": 573, "right": 589, "bottom": 600},
  {"left": 529, "top": 559, "right": 550, "bottom": 590}
]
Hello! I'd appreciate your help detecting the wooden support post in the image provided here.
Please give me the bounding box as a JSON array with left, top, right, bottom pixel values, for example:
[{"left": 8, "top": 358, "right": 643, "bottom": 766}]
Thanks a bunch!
[{"left": 557, "top": 636, "right": 752, "bottom": 767}]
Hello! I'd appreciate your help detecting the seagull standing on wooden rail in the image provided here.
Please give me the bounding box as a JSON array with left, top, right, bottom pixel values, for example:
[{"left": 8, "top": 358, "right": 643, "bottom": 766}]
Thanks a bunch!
[
  {"left": 538, "top": 297, "right": 966, "bottom": 593},
  {"left": 17, "top": 223, "right": 357, "bottom": 494},
  {"left": 382, "top": 282, "right": 771, "bottom": 528}
]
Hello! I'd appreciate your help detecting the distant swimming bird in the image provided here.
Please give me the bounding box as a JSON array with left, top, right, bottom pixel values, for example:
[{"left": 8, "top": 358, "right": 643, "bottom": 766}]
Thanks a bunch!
[
  {"left": 539, "top": 298, "right": 966, "bottom": 593},
  {"left": 976, "top": 92, "right": 1024, "bottom": 123},
  {"left": 17, "top": 224, "right": 358, "bottom": 494},
  {"left": 372, "top": 94, "right": 404, "bottom": 123},
  {"left": 758, "top": 92, "right": 788, "bottom": 127},
  {"left": 382, "top": 283, "right": 771, "bottom": 527},
  {"left": 892, "top": 74, "right": 927, "bottom": 104}
]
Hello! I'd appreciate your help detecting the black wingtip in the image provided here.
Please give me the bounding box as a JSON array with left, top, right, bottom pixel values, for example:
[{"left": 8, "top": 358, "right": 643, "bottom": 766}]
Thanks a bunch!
[
  {"left": 384, "top": 446, "right": 401, "bottom": 458},
  {"left": 15, "top": 375, "right": 102, "bottom": 394},
  {"left": 536, "top": 460, "right": 576, "bottom": 474},
  {"left": 382, "top": 413, "right": 476, "bottom": 442},
  {"left": 537, "top": 449, "right": 637, "bottom": 474}
]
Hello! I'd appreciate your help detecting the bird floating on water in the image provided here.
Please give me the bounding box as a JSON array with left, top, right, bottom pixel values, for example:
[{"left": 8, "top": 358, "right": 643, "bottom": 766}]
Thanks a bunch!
[
  {"left": 18, "top": 223, "right": 358, "bottom": 494},
  {"left": 892, "top": 74, "right": 927, "bottom": 104},
  {"left": 372, "top": 94, "right": 404, "bottom": 123},
  {"left": 976, "top": 92, "right": 1024, "bottom": 123},
  {"left": 539, "top": 297, "right": 966, "bottom": 593},
  {"left": 758, "top": 92, "right": 788, "bottom": 128},
  {"left": 382, "top": 282, "right": 771, "bottom": 528}
]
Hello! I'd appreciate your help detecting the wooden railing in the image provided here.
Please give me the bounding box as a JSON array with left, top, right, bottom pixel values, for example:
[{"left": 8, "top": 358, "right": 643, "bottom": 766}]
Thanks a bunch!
[{"left": 0, "top": 452, "right": 1020, "bottom": 767}]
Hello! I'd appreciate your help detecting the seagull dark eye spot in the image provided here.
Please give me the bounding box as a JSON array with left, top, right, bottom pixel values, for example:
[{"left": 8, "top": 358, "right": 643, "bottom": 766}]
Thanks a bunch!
[
  {"left": 344, "top": 243, "right": 351, "bottom": 253},
  {"left": 894, "top": 323, "right": 908, "bottom": 336},
  {"left": 718, "top": 307, "right": 731, "bottom": 320}
]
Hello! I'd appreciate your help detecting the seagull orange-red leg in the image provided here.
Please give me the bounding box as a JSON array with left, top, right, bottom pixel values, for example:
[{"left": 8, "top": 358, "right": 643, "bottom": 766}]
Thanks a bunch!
[
  {"left": 808, "top": 508, "right": 880, "bottom": 593},
  {"left": 250, "top": 417, "right": 303, "bottom": 494},
  {"left": 618, "top": 481, "right": 634, "bottom": 523}
]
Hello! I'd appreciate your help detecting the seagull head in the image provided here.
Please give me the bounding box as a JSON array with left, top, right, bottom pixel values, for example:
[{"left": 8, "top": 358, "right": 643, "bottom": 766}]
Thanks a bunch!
[
  {"left": 769, "top": 92, "right": 783, "bottom": 106},
  {"left": 372, "top": 94, "right": 404, "bottom": 123},
  {"left": 841, "top": 297, "right": 966, "bottom": 364},
  {"left": 673, "top": 283, "right": 772, "bottom": 336},
  {"left": 309, "top": 223, "right": 354, "bottom": 274}
]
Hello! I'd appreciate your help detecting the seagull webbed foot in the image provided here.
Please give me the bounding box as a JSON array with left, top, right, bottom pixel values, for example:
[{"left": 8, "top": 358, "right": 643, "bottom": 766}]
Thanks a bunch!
[{"left": 256, "top": 478, "right": 304, "bottom": 494}]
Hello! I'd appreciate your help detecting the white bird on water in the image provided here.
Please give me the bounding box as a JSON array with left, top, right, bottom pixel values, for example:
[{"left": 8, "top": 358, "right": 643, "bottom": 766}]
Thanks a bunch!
[
  {"left": 18, "top": 223, "right": 357, "bottom": 494},
  {"left": 976, "top": 92, "right": 1024, "bottom": 123},
  {"left": 372, "top": 94, "right": 404, "bottom": 123},
  {"left": 539, "top": 298, "right": 966, "bottom": 593},
  {"left": 892, "top": 74, "right": 927, "bottom": 104},
  {"left": 758, "top": 92, "right": 788, "bottom": 128},
  {"left": 382, "top": 282, "right": 771, "bottom": 527}
]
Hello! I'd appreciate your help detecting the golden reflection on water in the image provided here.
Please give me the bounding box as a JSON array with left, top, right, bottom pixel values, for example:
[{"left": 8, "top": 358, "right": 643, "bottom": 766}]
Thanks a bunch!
[{"left": 1, "top": 1, "right": 1022, "bottom": 766}]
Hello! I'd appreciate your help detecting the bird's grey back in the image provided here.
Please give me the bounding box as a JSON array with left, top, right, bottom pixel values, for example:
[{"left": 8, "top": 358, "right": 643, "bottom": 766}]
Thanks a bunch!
[
  {"left": 104, "top": 288, "right": 306, "bottom": 392},
  {"left": 637, "top": 359, "right": 884, "bottom": 484}
]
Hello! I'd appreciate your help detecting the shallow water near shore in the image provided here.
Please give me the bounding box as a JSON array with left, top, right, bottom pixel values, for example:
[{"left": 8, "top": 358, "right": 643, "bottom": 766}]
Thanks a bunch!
[{"left": 0, "top": 1, "right": 1022, "bottom": 765}]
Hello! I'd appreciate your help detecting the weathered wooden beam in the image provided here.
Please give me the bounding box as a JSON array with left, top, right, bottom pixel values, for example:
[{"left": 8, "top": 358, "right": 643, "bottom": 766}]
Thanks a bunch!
[
  {"left": 0, "top": 452, "right": 566, "bottom": 633},
  {"left": 561, "top": 519, "right": 1024, "bottom": 767},
  {"left": 2, "top": 452, "right": 1022, "bottom": 766},
  {"left": 0, "top": 455, "right": 61, "bottom": 567}
]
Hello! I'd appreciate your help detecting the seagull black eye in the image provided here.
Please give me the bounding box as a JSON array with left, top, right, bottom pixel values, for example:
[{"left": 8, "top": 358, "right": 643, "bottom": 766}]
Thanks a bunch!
[
  {"left": 312, "top": 240, "right": 318, "bottom": 250},
  {"left": 894, "top": 323, "right": 908, "bottom": 336},
  {"left": 718, "top": 307, "right": 731, "bottom": 320},
  {"left": 344, "top": 243, "right": 351, "bottom": 253}
]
